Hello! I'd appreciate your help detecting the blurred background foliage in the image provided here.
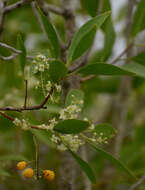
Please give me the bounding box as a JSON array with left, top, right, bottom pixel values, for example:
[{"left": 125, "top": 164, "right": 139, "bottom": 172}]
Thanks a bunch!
[{"left": 0, "top": 0, "right": 145, "bottom": 190}]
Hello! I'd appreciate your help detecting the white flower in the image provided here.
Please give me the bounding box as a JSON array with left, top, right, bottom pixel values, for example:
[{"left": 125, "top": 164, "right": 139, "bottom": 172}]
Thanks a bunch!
[
  {"left": 46, "top": 81, "right": 52, "bottom": 92},
  {"left": 21, "top": 119, "right": 29, "bottom": 131},
  {"left": 13, "top": 118, "right": 29, "bottom": 130},
  {"left": 57, "top": 144, "right": 67, "bottom": 152},
  {"left": 38, "top": 64, "right": 45, "bottom": 72},
  {"left": 89, "top": 123, "right": 95, "bottom": 130},
  {"left": 13, "top": 118, "right": 21, "bottom": 127},
  {"left": 55, "top": 84, "right": 61, "bottom": 92},
  {"left": 51, "top": 134, "right": 59, "bottom": 144}
]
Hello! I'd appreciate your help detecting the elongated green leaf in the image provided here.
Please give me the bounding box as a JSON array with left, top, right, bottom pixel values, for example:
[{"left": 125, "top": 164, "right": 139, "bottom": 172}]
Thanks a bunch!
[
  {"left": 37, "top": 8, "right": 60, "bottom": 58},
  {"left": 81, "top": 0, "right": 98, "bottom": 17},
  {"left": 49, "top": 60, "right": 67, "bottom": 82},
  {"left": 122, "top": 63, "right": 145, "bottom": 78},
  {"left": 69, "top": 149, "right": 96, "bottom": 183},
  {"left": 93, "top": 123, "right": 116, "bottom": 139},
  {"left": 78, "top": 63, "right": 133, "bottom": 76},
  {"left": 65, "top": 89, "right": 84, "bottom": 108},
  {"left": 17, "top": 34, "right": 26, "bottom": 73},
  {"left": 131, "top": 0, "right": 145, "bottom": 36},
  {"left": 67, "top": 12, "right": 110, "bottom": 64},
  {"left": 88, "top": 142, "right": 137, "bottom": 179},
  {"left": 54, "top": 119, "right": 89, "bottom": 134},
  {"left": 131, "top": 51, "right": 145, "bottom": 65},
  {"left": 71, "top": 26, "right": 97, "bottom": 62},
  {"left": 0, "top": 155, "right": 27, "bottom": 161}
]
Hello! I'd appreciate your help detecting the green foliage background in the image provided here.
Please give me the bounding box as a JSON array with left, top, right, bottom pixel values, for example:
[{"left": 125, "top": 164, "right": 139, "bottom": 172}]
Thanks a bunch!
[{"left": 0, "top": 0, "right": 145, "bottom": 190}]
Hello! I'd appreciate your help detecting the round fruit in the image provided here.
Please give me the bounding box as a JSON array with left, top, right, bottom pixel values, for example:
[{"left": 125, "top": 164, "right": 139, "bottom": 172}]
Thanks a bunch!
[
  {"left": 43, "top": 170, "right": 55, "bottom": 181},
  {"left": 23, "top": 168, "right": 34, "bottom": 179},
  {"left": 17, "top": 161, "right": 27, "bottom": 170}
]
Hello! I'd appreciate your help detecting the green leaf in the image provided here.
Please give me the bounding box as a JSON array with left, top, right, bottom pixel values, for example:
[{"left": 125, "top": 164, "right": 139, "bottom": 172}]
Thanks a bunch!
[
  {"left": 78, "top": 63, "right": 134, "bottom": 76},
  {"left": 0, "top": 154, "right": 27, "bottom": 161},
  {"left": 122, "top": 63, "right": 145, "bottom": 78},
  {"left": 49, "top": 60, "right": 67, "bottom": 82},
  {"left": 131, "top": 0, "right": 145, "bottom": 36},
  {"left": 54, "top": 119, "right": 89, "bottom": 134},
  {"left": 65, "top": 89, "right": 84, "bottom": 108},
  {"left": 88, "top": 142, "right": 137, "bottom": 179},
  {"left": 93, "top": 123, "right": 117, "bottom": 139},
  {"left": 67, "top": 12, "right": 110, "bottom": 64},
  {"left": 17, "top": 34, "right": 26, "bottom": 73},
  {"left": 101, "top": 18, "right": 116, "bottom": 61},
  {"left": 69, "top": 149, "right": 96, "bottom": 183},
  {"left": 81, "top": 0, "right": 98, "bottom": 17},
  {"left": 70, "top": 26, "right": 97, "bottom": 62},
  {"left": 131, "top": 51, "right": 145, "bottom": 65},
  {"left": 37, "top": 7, "right": 60, "bottom": 58},
  {"left": 31, "top": 129, "right": 52, "bottom": 146}
]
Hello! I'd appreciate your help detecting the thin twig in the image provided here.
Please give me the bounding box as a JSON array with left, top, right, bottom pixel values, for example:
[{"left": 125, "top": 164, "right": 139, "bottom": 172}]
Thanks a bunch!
[
  {"left": 0, "top": 111, "right": 43, "bottom": 130},
  {"left": 0, "top": 111, "right": 14, "bottom": 121},
  {"left": 45, "top": 3, "right": 64, "bottom": 15},
  {"left": 111, "top": 42, "right": 134, "bottom": 65},
  {"left": 128, "top": 174, "right": 145, "bottom": 190},
  {"left": 0, "top": 42, "right": 34, "bottom": 60},
  {"left": 4, "top": 0, "right": 29, "bottom": 14},
  {"left": 0, "top": 42, "right": 21, "bottom": 53},
  {"left": 80, "top": 75, "right": 95, "bottom": 82},
  {"left": 0, "top": 87, "right": 54, "bottom": 112},
  {"left": 24, "top": 80, "right": 28, "bottom": 108}
]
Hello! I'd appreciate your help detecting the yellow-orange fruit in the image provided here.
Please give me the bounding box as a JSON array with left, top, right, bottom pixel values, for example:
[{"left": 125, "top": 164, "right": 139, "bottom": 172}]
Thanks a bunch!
[
  {"left": 43, "top": 170, "right": 55, "bottom": 181},
  {"left": 23, "top": 168, "right": 34, "bottom": 179},
  {"left": 17, "top": 161, "right": 27, "bottom": 170}
]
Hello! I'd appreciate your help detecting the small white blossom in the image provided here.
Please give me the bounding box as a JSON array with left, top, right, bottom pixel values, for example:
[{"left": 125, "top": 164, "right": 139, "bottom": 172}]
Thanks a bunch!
[
  {"left": 13, "top": 118, "right": 29, "bottom": 130},
  {"left": 13, "top": 118, "right": 21, "bottom": 127},
  {"left": 89, "top": 123, "right": 95, "bottom": 130},
  {"left": 46, "top": 81, "right": 52, "bottom": 92},
  {"left": 38, "top": 64, "right": 45, "bottom": 72},
  {"left": 57, "top": 144, "right": 67, "bottom": 152},
  {"left": 21, "top": 119, "right": 29, "bottom": 131},
  {"left": 55, "top": 84, "right": 61, "bottom": 92}
]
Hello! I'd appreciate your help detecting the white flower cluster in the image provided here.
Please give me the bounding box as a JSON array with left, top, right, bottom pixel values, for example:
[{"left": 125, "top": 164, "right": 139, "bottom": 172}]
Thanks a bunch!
[
  {"left": 34, "top": 118, "right": 58, "bottom": 131},
  {"left": 13, "top": 118, "right": 29, "bottom": 131},
  {"left": 59, "top": 95, "right": 83, "bottom": 120},
  {"left": 32, "top": 54, "right": 49, "bottom": 74},
  {"left": 89, "top": 132, "right": 108, "bottom": 144},
  {"left": 51, "top": 134, "right": 84, "bottom": 152}
]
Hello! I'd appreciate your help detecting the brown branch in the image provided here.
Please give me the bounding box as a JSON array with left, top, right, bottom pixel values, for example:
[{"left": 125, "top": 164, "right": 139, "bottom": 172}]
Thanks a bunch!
[
  {"left": 128, "top": 174, "right": 145, "bottom": 190},
  {"left": 0, "top": 87, "right": 54, "bottom": 112},
  {"left": 0, "top": 111, "right": 42, "bottom": 130},
  {"left": 4, "top": 0, "right": 30, "bottom": 14},
  {"left": 24, "top": 80, "right": 28, "bottom": 108},
  {"left": 0, "top": 111, "right": 14, "bottom": 121},
  {"left": 111, "top": 42, "right": 134, "bottom": 65}
]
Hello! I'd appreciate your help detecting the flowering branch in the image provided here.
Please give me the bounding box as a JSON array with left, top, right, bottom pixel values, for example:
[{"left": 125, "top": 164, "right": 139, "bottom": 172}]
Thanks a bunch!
[{"left": 0, "top": 87, "right": 54, "bottom": 112}]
